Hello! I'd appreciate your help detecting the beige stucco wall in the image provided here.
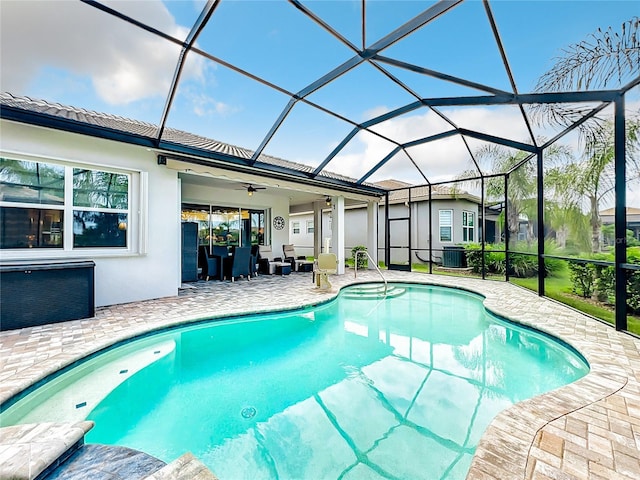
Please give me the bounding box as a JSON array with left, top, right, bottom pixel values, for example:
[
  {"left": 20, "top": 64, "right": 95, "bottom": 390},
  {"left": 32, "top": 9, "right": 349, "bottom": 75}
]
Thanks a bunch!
[{"left": 1, "top": 119, "right": 180, "bottom": 307}]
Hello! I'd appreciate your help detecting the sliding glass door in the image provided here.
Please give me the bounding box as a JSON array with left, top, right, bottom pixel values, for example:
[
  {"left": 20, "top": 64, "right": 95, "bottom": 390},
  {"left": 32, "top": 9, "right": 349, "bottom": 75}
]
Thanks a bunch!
[{"left": 181, "top": 204, "right": 266, "bottom": 249}]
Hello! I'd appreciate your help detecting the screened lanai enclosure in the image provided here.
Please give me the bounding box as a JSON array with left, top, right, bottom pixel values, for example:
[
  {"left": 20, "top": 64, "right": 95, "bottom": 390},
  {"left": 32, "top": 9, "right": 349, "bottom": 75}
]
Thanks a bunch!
[{"left": 1, "top": 1, "right": 639, "bottom": 333}]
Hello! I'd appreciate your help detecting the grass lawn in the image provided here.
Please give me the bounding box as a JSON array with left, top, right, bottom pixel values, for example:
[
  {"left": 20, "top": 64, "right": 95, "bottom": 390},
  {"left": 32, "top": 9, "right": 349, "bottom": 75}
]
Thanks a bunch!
[
  {"left": 416, "top": 261, "right": 640, "bottom": 335},
  {"left": 360, "top": 260, "right": 640, "bottom": 335},
  {"left": 509, "top": 270, "right": 640, "bottom": 335}
]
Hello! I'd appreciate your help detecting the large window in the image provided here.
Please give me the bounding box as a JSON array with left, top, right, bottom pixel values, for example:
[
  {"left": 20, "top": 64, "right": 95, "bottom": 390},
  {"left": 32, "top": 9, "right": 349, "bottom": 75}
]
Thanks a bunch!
[
  {"left": 1, "top": 157, "right": 131, "bottom": 250},
  {"left": 462, "top": 211, "right": 475, "bottom": 242},
  {"left": 439, "top": 209, "right": 453, "bottom": 242},
  {"left": 73, "top": 168, "right": 128, "bottom": 248},
  {"left": 181, "top": 204, "right": 266, "bottom": 248}
]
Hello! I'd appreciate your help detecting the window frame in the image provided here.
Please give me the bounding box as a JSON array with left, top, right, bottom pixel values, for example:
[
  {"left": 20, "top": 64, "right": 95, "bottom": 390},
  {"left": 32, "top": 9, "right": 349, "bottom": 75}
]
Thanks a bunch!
[
  {"left": 462, "top": 210, "right": 475, "bottom": 243},
  {"left": 306, "top": 220, "right": 314, "bottom": 234},
  {"left": 0, "top": 153, "right": 144, "bottom": 258},
  {"left": 439, "top": 209, "right": 453, "bottom": 243},
  {"left": 292, "top": 221, "right": 300, "bottom": 234}
]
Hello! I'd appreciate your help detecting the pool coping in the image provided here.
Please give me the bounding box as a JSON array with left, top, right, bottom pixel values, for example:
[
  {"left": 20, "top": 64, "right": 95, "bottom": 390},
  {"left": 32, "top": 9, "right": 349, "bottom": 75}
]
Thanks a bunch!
[{"left": 1, "top": 270, "right": 639, "bottom": 479}]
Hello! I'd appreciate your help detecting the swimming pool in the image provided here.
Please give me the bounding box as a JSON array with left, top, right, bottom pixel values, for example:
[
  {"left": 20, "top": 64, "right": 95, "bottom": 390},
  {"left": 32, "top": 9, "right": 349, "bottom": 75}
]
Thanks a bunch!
[{"left": 1, "top": 283, "right": 588, "bottom": 479}]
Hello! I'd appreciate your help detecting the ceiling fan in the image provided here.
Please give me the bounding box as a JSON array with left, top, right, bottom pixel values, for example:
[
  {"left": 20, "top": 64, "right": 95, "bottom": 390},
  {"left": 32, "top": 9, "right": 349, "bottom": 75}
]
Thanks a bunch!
[{"left": 241, "top": 184, "right": 266, "bottom": 196}]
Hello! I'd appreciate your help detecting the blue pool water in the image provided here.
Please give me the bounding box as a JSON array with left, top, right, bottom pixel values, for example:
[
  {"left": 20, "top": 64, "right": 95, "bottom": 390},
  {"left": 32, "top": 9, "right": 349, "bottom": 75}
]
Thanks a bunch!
[{"left": 2, "top": 284, "right": 588, "bottom": 479}]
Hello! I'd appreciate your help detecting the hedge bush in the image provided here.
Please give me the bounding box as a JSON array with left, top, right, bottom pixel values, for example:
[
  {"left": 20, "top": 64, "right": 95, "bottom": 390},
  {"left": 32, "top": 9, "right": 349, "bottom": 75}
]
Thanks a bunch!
[
  {"left": 464, "top": 243, "right": 561, "bottom": 278},
  {"left": 351, "top": 245, "right": 368, "bottom": 269},
  {"left": 567, "top": 246, "right": 640, "bottom": 314}
]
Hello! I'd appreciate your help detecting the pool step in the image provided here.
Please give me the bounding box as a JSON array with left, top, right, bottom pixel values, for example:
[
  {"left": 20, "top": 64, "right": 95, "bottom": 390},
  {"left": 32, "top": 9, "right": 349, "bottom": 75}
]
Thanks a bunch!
[
  {"left": 343, "top": 284, "right": 406, "bottom": 299},
  {"left": 44, "top": 444, "right": 167, "bottom": 480},
  {"left": 0, "top": 422, "right": 218, "bottom": 480}
]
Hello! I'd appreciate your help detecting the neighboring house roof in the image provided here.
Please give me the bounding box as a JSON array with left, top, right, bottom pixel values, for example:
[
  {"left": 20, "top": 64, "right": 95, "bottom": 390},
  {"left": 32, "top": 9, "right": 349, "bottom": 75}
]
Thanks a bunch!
[
  {"left": 0, "top": 92, "right": 383, "bottom": 194},
  {"left": 373, "top": 179, "right": 481, "bottom": 204},
  {"left": 599, "top": 207, "right": 640, "bottom": 216},
  {"left": 374, "top": 179, "right": 413, "bottom": 190}
]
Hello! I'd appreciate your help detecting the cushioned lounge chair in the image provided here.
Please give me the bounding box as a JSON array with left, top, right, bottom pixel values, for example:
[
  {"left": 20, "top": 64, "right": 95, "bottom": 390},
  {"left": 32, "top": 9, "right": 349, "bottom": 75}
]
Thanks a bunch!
[
  {"left": 258, "top": 245, "right": 291, "bottom": 275},
  {"left": 283, "top": 244, "right": 315, "bottom": 272}
]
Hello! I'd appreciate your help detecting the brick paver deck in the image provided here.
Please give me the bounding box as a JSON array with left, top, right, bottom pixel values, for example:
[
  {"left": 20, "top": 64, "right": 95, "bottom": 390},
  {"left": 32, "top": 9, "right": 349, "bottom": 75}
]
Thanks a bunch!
[{"left": 1, "top": 270, "right": 639, "bottom": 479}]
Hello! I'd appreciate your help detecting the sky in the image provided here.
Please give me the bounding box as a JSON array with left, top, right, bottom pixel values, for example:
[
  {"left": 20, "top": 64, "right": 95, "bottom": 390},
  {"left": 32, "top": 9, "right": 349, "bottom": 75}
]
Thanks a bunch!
[{"left": 1, "top": 0, "right": 638, "bottom": 205}]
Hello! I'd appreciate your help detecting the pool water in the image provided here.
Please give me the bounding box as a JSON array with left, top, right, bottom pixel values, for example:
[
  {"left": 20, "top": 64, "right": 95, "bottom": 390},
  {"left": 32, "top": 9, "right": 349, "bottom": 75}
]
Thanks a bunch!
[{"left": 2, "top": 284, "right": 588, "bottom": 480}]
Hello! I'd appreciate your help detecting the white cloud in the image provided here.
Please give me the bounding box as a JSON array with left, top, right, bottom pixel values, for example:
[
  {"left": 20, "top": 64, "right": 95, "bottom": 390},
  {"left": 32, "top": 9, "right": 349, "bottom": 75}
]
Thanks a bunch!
[
  {"left": 188, "top": 91, "right": 238, "bottom": 117},
  {"left": 327, "top": 98, "right": 640, "bottom": 185},
  {"left": 0, "top": 0, "right": 205, "bottom": 105},
  {"left": 330, "top": 105, "right": 536, "bottom": 183}
]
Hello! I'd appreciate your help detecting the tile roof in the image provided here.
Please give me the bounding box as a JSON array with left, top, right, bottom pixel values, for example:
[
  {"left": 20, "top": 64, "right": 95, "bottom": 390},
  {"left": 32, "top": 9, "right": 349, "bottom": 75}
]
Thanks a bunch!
[
  {"left": 373, "top": 179, "right": 480, "bottom": 203},
  {"left": 0, "top": 92, "right": 373, "bottom": 188},
  {"left": 599, "top": 207, "right": 640, "bottom": 216}
]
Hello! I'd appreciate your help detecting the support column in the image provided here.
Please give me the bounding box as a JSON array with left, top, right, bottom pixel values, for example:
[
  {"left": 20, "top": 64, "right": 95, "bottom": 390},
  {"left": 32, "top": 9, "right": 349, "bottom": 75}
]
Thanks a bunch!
[
  {"left": 331, "top": 195, "right": 346, "bottom": 274},
  {"left": 313, "top": 200, "right": 323, "bottom": 258},
  {"left": 537, "top": 149, "right": 545, "bottom": 297},
  {"left": 504, "top": 175, "right": 510, "bottom": 283},
  {"left": 614, "top": 95, "right": 627, "bottom": 331},
  {"left": 367, "top": 200, "right": 378, "bottom": 269}
]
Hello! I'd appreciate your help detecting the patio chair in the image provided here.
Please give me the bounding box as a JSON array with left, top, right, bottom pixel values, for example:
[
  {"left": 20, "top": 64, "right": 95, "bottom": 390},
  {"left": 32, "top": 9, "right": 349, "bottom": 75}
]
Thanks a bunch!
[
  {"left": 283, "top": 244, "right": 315, "bottom": 272},
  {"left": 314, "top": 252, "right": 338, "bottom": 290},
  {"left": 258, "top": 245, "right": 291, "bottom": 275},
  {"left": 250, "top": 244, "right": 260, "bottom": 277},
  {"left": 198, "top": 245, "right": 220, "bottom": 281},
  {"left": 225, "top": 246, "right": 251, "bottom": 282}
]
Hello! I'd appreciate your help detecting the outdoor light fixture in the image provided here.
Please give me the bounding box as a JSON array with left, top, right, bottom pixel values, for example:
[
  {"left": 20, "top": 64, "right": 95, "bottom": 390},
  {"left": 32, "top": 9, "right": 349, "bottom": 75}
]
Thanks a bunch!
[
  {"left": 246, "top": 184, "right": 264, "bottom": 196},
  {"left": 325, "top": 196, "right": 331, "bottom": 206}
]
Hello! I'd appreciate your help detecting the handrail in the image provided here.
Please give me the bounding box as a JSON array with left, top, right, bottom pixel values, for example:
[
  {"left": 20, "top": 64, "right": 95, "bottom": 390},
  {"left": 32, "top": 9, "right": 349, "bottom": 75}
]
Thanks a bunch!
[{"left": 354, "top": 250, "right": 388, "bottom": 295}]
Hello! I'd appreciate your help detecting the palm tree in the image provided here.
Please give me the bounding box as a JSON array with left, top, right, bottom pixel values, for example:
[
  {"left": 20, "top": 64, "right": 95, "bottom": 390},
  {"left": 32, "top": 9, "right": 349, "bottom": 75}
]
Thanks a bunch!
[
  {"left": 533, "top": 17, "right": 640, "bottom": 253},
  {"left": 534, "top": 16, "right": 640, "bottom": 145},
  {"left": 543, "top": 119, "right": 639, "bottom": 253},
  {"left": 459, "top": 143, "right": 572, "bottom": 245},
  {"left": 544, "top": 164, "right": 593, "bottom": 252}
]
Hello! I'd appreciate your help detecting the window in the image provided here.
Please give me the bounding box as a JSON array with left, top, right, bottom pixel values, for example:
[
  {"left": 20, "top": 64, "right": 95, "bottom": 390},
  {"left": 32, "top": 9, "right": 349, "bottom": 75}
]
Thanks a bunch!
[
  {"left": 1, "top": 157, "right": 132, "bottom": 250},
  {"left": 181, "top": 205, "right": 266, "bottom": 247},
  {"left": 72, "top": 168, "right": 128, "bottom": 248},
  {"left": 292, "top": 221, "right": 300, "bottom": 234},
  {"left": 439, "top": 209, "right": 452, "bottom": 242},
  {"left": 462, "top": 211, "right": 474, "bottom": 242},
  {"left": 306, "top": 220, "right": 314, "bottom": 234}
]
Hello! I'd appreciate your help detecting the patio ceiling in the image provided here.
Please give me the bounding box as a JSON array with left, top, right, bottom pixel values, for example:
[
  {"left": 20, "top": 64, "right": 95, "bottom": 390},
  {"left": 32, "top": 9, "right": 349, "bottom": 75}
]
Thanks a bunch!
[{"left": 1, "top": 0, "right": 638, "bottom": 196}]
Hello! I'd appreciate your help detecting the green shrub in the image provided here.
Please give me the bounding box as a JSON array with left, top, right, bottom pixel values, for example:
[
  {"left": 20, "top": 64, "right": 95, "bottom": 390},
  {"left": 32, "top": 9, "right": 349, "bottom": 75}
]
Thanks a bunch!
[
  {"left": 509, "top": 253, "right": 538, "bottom": 278},
  {"left": 351, "top": 245, "right": 368, "bottom": 269},
  {"left": 464, "top": 243, "right": 507, "bottom": 275},
  {"left": 568, "top": 261, "right": 596, "bottom": 298},
  {"left": 588, "top": 247, "right": 640, "bottom": 313},
  {"left": 628, "top": 270, "right": 640, "bottom": 313},
  {"left": 593, "top": 265, "right": 615, "bottom": 304},
  {"left": 486, "top": 251, "right": 506, "bottom": 274},
  {"left": 463, "top": 243, "right": 561, "bottom": 279},
  {"left": 464, "top": 243, "right": 483, "bottom": 273}
]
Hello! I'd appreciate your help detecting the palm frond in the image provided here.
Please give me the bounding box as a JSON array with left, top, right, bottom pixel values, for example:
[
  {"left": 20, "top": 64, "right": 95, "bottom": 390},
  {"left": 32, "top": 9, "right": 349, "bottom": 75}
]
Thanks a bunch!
[
  {"left": 532, "top": 17, "right": 640, "bottom": 141},
  {"left": 536, "top": 17, "right": 639, "bottom": 93}
]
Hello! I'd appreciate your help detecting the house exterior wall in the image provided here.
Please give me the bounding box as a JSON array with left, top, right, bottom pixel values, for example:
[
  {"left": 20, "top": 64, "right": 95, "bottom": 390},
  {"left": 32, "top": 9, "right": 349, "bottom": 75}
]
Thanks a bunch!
[
  {"left": 289, "top": 209, "right": 332, "bottom": 258},
  {"left": 1, "top": 119, "right": 180, "bottom": 307},
  {"left": 291, "top": 198, "right": 480, "bottom": 265}
]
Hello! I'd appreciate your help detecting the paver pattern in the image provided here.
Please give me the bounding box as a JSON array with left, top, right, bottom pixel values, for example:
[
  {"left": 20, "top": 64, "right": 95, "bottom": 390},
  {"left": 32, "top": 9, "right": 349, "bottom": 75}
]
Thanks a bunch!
[{"left": 1, "top": 270, "right": 639, "bottom": 479}]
